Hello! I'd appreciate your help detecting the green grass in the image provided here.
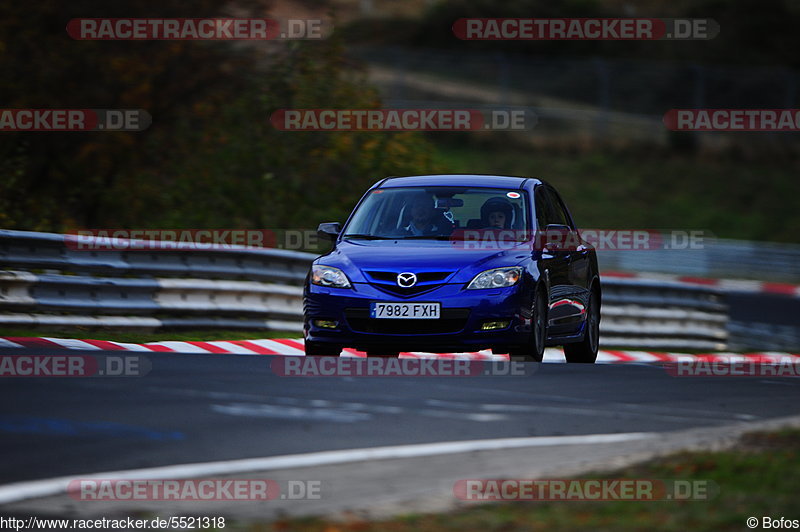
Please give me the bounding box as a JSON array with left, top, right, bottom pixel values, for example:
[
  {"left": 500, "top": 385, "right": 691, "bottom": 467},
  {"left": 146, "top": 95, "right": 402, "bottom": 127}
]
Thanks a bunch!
[
  {"left": 237, "top": 428, "right": 800, "bottom": 532},
  {"left": 0, "top": 328, "right": 298, "bottom": 344},
  {"left": 430, "top": 139, "right": 800, "bottom": 244}
]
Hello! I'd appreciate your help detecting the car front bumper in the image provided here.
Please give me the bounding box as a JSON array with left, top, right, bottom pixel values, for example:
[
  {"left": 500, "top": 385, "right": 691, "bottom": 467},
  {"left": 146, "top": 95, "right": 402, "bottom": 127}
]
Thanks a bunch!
[{"left": 304, "top": 281, "right": 533, "bottom": 352}]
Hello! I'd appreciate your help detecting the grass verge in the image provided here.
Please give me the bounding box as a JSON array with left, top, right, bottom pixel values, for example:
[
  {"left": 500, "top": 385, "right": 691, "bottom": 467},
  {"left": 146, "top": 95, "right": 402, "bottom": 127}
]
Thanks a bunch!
[{"left": 247, "top": 428, "right": 800, "bottom": 532}]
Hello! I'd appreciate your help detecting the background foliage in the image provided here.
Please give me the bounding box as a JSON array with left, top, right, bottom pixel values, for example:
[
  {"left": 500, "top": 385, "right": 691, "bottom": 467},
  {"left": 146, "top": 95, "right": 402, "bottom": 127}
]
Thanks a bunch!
[{"left": 1, "top": 0, "right": 798, "bottom": 242}]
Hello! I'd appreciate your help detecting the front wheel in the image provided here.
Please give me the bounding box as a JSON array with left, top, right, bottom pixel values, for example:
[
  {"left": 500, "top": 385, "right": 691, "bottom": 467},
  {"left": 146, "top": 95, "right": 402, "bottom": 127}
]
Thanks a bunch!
[
  {"left": 304, "top": 341, "right": 342, "bottom": 357},
  {"left": 509, "top": 288, "right": 547, "bottom": 362},
  {"left": 564, "top": 290, "right": 600, "bottom": 363}
]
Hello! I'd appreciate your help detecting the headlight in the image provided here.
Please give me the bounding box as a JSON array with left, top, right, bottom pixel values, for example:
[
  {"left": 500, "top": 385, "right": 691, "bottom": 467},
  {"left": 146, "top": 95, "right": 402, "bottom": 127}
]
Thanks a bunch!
[
  {"left": 311, "top": 265, "right": 352, "bottom": 288},
  {"left": 467, "top": 267, "right": 522, "bottom": 289}
]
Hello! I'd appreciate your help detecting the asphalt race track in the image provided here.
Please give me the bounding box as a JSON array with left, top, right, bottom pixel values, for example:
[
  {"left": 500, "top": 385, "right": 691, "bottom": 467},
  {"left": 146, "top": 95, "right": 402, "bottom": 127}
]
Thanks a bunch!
[
  {"left": 0, "top": 290, "right": 799, "bottom": 519},
  {"left": 1, "top": 348, "right": 798, "bottom": 487}
]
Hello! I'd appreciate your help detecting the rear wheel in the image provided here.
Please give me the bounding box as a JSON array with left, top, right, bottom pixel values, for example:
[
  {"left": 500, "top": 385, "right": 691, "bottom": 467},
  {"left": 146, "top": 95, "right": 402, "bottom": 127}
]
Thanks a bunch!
[
  {"left": 304, "top": 341, "right": 341, "bottom": 357},
  {"left": 564, "top": 290, "right": 600, "bottom": 363},
  {"left": 509, "top": 288, "right": 547, "bottom": 362}
]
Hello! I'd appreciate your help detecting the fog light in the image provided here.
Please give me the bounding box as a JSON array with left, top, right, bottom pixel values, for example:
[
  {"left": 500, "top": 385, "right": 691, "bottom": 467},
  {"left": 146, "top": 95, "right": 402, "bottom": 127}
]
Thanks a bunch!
[
  {"left": 314, "top": 319, "right": 339, "bottom": 329},
  {"left": 481, "top": 320, "right": 510, "bottom": 331}
]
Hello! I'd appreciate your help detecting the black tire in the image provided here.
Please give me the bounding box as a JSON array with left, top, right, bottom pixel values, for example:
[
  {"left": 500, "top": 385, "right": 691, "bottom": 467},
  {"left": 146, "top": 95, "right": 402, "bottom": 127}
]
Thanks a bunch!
[
  {"left": 509, "top": 287, "right": 547, "bottom": 363},
  {"left": 366, "top": 351, "right": 400, "bottom": 357},
  {"left": 564, "top": 290, "right": 600, "bottom": 363},
  {"left": 304, "top": 341, "right": 341, "bottom": 357}
]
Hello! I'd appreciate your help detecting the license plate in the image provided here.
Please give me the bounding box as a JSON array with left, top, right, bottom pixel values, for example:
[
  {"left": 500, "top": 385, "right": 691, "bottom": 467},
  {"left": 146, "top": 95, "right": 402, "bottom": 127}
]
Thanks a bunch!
[{"left": 370, "top": 302, "right": 441, "bottom": 319}]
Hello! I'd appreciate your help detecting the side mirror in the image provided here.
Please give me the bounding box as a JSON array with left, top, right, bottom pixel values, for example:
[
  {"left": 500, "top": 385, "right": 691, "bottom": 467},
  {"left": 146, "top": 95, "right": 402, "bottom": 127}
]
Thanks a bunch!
[
  {"left": 542, "top": 224, "right": 573, "bottom": 252},
  {"left": 317, "top": 222, "right": 341, "bottom": 242}
]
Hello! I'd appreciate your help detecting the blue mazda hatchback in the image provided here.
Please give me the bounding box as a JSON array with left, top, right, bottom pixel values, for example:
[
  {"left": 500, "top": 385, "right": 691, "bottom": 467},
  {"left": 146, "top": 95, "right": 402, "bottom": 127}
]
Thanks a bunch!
[{"left": 303, "top": 175, "right": 601, "bottom": 362}]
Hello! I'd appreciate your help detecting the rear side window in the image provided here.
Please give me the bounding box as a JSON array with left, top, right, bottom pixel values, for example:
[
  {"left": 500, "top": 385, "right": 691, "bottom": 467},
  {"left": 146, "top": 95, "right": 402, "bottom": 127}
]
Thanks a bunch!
[
  {"left": 535, "top": 185, "right": 573, "bottom": 229},
  {"left": 544, "top": 187, "right": 572, "bottom": 228},
  {"left": 534, "top": 187, "right": 549, "bottom": 230}
]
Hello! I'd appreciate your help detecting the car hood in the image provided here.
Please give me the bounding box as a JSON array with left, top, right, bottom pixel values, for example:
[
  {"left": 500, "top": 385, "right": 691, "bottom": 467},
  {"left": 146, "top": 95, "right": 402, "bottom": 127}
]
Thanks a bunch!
[{"left": 318, "top": 239, "right": 534, "bottom": 283}]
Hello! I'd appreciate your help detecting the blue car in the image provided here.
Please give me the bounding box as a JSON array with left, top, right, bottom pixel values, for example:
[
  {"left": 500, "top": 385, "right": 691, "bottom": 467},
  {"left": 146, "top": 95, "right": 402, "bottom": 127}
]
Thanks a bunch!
[{"left": 303, "top": 174, "right": 601, "bottom": 363}]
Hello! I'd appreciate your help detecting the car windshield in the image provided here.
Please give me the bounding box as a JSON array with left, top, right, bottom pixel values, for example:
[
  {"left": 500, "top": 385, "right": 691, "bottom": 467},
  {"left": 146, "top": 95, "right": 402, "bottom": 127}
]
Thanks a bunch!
[{"left": 342, "top": 187, "right": 530, "bottom": 240}]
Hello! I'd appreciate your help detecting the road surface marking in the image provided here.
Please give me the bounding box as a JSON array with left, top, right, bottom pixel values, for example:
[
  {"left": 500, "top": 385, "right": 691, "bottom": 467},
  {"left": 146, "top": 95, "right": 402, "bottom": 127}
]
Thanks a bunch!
[{"left": 0, "top": 432, "right": 653, "bottom": 505}]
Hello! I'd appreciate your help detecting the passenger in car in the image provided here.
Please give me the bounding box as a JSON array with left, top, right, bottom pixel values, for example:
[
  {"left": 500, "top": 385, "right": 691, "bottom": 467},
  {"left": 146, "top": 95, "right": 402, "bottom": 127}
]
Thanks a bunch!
[
  {"left": 486, "top": 209, "right": 507, "bottom": 229},
  {"left": 480, "top": 197, "right": 514, "bottom": 229}
]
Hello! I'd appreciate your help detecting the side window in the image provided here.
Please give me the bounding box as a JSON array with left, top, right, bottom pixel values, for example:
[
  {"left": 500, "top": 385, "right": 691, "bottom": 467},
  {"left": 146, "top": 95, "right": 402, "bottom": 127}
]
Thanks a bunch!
[
  {"left": 544, "top": 187, "right": 571, "bottom": 228},
  {"left": 534, "top": 188, "right": 549, "bottom": 230}
]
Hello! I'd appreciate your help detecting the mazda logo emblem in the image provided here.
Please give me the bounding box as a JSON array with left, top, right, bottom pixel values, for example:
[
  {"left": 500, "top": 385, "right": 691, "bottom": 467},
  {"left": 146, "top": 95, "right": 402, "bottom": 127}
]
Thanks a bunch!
[{"left": 397, "top": 272, "right": 417, "bottom": 288}]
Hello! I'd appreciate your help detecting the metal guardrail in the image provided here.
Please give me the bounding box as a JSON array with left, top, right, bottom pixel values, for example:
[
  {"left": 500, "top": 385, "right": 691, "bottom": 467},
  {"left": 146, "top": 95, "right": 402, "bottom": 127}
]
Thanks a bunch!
[
  {"left": 600, "top": 278, "right": 727, "bottom": 350},
  {"left": 598, "top": 239, "right": 800, "bottom": 283},
  {"left": 0, "top": 229, "right": 312, "bottom": 284},
  {"left": 0, "top": 229, "right": 309, "bottom": 332},
  {"left": 0, "top": 229, "right": 729, "bottom": 349},
  {"left": 728, "top": 321, "right": 800, "bottom": 352}
]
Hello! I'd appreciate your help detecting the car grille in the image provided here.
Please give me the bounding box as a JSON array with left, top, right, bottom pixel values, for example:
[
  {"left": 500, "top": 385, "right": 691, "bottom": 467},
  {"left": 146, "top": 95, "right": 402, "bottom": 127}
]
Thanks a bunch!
[
  {"left": 373, "top": 284, "right": 438, "bottom": 297},
  {"left": 345, "top": 308, "right": 470, "bottom": 334},
  {"left": 364, "top": 271, "right": 452, "bottom": 283},
  {"left": 362, "top": 270, "right": 454, "bottom": 298}
]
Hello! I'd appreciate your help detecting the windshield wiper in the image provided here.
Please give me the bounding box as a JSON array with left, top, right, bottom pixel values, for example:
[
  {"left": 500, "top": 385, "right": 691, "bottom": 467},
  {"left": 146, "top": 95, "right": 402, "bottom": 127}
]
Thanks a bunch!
[{"left": 341, "top": 234, "right": 393, "bottom": 240}]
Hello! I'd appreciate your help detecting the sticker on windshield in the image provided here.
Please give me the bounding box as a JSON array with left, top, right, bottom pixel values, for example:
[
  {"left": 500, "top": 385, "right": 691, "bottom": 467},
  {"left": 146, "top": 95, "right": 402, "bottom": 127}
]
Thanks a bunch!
[{"left": 506, "top": 191, "right": 521, "bottom": 199}]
